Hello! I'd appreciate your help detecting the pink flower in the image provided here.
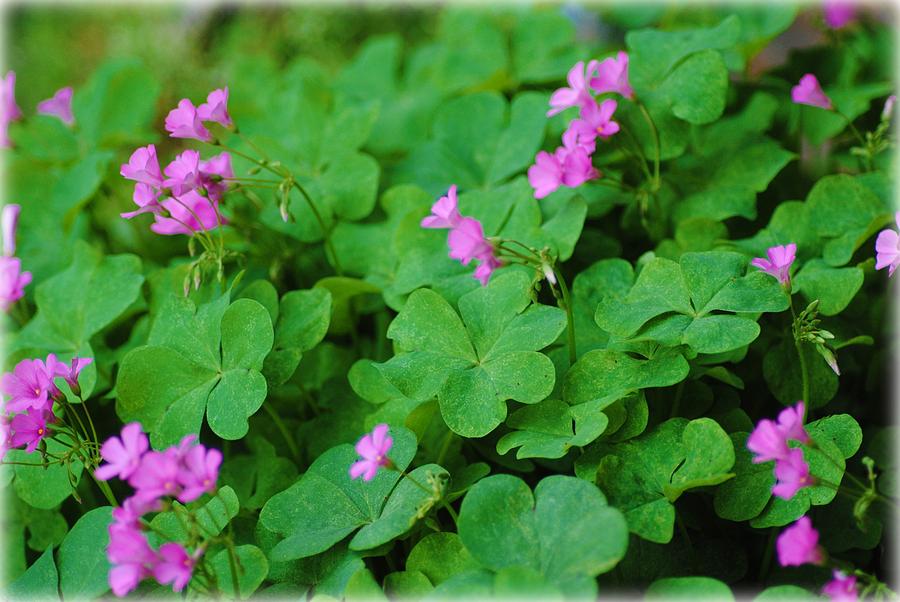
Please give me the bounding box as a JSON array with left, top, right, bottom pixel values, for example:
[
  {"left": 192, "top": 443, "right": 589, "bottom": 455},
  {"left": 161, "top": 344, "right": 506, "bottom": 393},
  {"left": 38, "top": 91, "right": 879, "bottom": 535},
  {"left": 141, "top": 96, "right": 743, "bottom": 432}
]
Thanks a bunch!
[
  {"left": 54, "top": 356, "right": 93, "bottom": 393},
  {"left": 776, "top": 402, "right": 810, "bottom": 444},
  {"left": 36, "top": 87, "right": 75, "bottom": 126},
  {"left": 107, "top": 523, "right": 157, "bottom": 597},
  {"left": 773, "top": 448, "right": 814, "bottom": 500},
  {"left": 558, "top": 146, "right": 600, "bottom": 188},
  {"left": 473, "top": 254, "right": 503, "bottom": 286},
  {"left": 129, "top": 449, "right": 183, "bottom": 503},
  {"left": 121, "top": 183, "right": 163, "bottom": 219},
  {"left": 0, "top": 256, "right": 32, "bottom": 312},
  {"left": 164, "top": 99, "right": 212, "bottom": 143},
  {"left": 422, "top": 185, "right": 462, "bottom": 229},
  {"left": 0, "top": 72, "right": 22, "bottom": 149},
  {"left": 448, "top": 217, "right": 493, "bottom": 266},
  {"left": 1, "top": 357, "right": 60, "bottom": 413},
  {"left": 589, "top": 51, "right": 634, "bottom": 100},
  {"left": 163, "top": 150, "right": 203, "bottom": 197},
  {"left": 197, "top": 87, "right": 232, "bottom": 128},
  {"left": 547, "top": 60, "right": 599, "bottom": 117},
  {"left": 350, "top": 423, "right": 394, "bottom": 481},
  {"left": 561, "top": 121, "right": 596, "bottom": 155},
  {"left": 528, "top": 151, "right": 565, "bottom": 199},
  {"left": 151, "top": 192, "right": 225, "bottom": 236},
  {"left": 96, "top": 422, "right": 150, "bottom": 481},
  {"left": 121, "top": 145, "right": 164, "bottom": 188},
  {"left": 10, "top": 409, "right": 54, "bottom": 453},
  {"left": 571, "top": 98, "right": 620, "bottom": 143},
  {"left": 792, "top": 74, "right": 833, "bottom": 110},
  {"left": 776, "top": 516, "right": 824, "bottom": 566},
  {"left": 875, "top": 212, "right": 900, "bottom": 277},
  {"left": 823, "top": 1, "right": 856, "bottom": 29},
  {"left": 751, "top": 243, "right": 797, "bottom": 288},
  {"left": 111, "top": 495, "right": 159, "bottom": 529},
  {"left": 199, "top": 152, "right": 234, "bottom": 201},
  {"left": 747, "top": 419, "right": 790, "bottom": 464},
  {"left": 2, "top": 203, "right": 21, "bottom": 256},
  {"left": 823, "top": 570, "right": 858, "bottom": 602},
  {"left": 154, "top": 543, "right": 199, "bottom": 593},
  {"left": 176, "top": 444, "right": 222, "bottom": 503}
]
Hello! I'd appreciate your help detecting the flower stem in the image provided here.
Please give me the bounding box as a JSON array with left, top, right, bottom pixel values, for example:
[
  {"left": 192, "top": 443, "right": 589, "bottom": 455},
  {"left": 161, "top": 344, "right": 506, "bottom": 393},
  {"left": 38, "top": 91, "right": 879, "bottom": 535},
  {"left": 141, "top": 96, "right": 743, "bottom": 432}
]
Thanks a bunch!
[
  {"left": 789, "top": 296, "right": 811, "bottom": 410},
  {"left": 262, "top": 403, "right": 300, "bottom": 463},
  {"left": 554, "top": 268, "right": 577, "bottom": 366},
  {"left": 90, "top": 472, "right": 119, "bottom": 507},
  {"left": 635, "top": 100, "right": 661, "bottom": 191},
  {"left": 399, "top": 470, "right": 459, "bottom": 527}
]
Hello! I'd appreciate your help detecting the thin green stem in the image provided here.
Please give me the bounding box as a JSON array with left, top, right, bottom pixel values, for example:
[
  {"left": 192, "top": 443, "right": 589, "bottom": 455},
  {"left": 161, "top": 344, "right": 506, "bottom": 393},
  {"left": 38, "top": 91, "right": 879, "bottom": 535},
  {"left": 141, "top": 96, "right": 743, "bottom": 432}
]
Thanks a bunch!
[
  {"left": 225, "top": 523, "right": 242, "bottom": 598},
  {"left": 91, "top": 473, "right": 119, "bottom": 507},
  {"left": 788, "top": 296, "right": 811, "bottom": 409},
  {"left": 262, "top": 403, "right": 300, "bottom": 463},
  {"left": 399, "top": 470, "right": 459, "bottom": 527},
  {"left": 555, "top": 268, "right": 577, "bottom": 366},
  {"left": 636, "top": 100, "right": 662, "bottom": 190},
  {"left": 757, "top": 527, "right": 777, "bottom": 582}
]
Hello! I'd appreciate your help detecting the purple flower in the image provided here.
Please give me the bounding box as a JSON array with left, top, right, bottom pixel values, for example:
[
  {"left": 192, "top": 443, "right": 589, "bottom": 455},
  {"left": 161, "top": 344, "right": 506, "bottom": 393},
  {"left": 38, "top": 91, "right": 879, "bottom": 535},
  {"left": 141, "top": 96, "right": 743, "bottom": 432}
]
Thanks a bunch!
[
  {"left": 547, "top": 60, "right": 599, "bottom": 117},
  {"left": 875, "top": 212, "right": 900, "bottom": 277},
  {"left": 448, "top": 217, "right": 493, "bottom": 267},
  {"left": 422, "top": 185, "right": 462, "bottom": 229},
  {"left": 773, "top": 448, "right": 813, "bottom": 500},
  {"left": 571, "top": 98, "right": 620, "bottom": 143},
  {"left": 154, "top": 543, "right": 199, "bottom": 593},
  {"left": 55, "top": 356, "right": 93, "bottom": 392},
  {"left": 36, "top": 87, "right": 75, "bottom": 126},
  {"left": 823, "top": 1, "right": 856, "bottom": 29},
  {"left": 199, "top": 152, "right": 234, "bottom": 201},
  {"left": 776, "top": 402, "right": 810, "bottom": 445},
  {"left": 197, "top": 87, "right": 232, "bottom": 128},
  {"left": 558, "top": 146, "right": 600, "bottom": 188},
  {"left": 0, "top": 257, "right": 30, "bottom": 312},
  {"left": 3, "top": 203, "right": 21, "bottom": 256},
  {"left": 164, "top": 99, "right": 212, "bottom": 142},
  {"left": 1, "top": 71, "right": 23, "bottom": 148},
  {"left": 9, "top": 409, "right": 54, "bottom": 453},
  {"left": 747, "top": 419, "right": 790, "bottom": 464},
  {"left": 121, "top": 145, "right": 165, "bottom": 188},
  {"left": 589, "top": 51, "right": 634, "bottom": 100},
  {"left": 1, "top": 357, "right": 60, "bottom": 413},
  {"left": 96, "top": 422, "right": 150, "bottom": 481},
  {"left": 823, "top": 570, "right": 858, "bottom": 602},
  {"left": 350, "top": 423, "right": 394, "bottom": 481},
  {"left": 129, "top": 449, "right": 183, "bottom": 503},
  {"left": 107, "top": 522, "right": 157, "bottom": 597},
  {"left": 792, "top": 75, "right": 833, "bottom": 110},
  {"left": 176, "top": 444, "right": 222, "bottom": 503},
  {"left": 151, "top": 192, "right": 225, "bottom": 236},
  {"left": 751, "top": 243, "right": 796, "bottom": 288},
  {"left": 473, "top": 254, "right": 503, "bottom": 287},
  {"left": 776, "top": 516, "right": 824, "bottom": 566},
  {"left": 111, "top": 495, "right": 159, "bottom": 529},
  {"left": 527, "top": 143, "right": 601, "bottom": 200},
  {"left": 528, "top": 151, "right": 565, "bottom": 199},
  {"left": 163, "top": 150, "right": 203, "bottom": 197},
  {"left": 121, "top": 183, "right": 164, "bottom": 219}
]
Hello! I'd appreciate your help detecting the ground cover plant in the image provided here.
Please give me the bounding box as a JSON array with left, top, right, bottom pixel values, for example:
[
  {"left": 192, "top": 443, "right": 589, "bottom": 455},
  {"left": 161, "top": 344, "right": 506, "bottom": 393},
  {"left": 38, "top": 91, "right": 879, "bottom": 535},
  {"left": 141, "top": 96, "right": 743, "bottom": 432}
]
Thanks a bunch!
[{"left": 0, "top": 2, "right": 897, "bottom": 599}]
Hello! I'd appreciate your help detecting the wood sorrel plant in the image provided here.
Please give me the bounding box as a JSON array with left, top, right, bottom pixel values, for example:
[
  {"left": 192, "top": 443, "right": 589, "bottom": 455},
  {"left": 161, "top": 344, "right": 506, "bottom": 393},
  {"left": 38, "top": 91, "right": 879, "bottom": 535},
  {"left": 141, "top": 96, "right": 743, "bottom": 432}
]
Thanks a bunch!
[{"left": 1, "top": 4, "right": 896, "bottom": 600}]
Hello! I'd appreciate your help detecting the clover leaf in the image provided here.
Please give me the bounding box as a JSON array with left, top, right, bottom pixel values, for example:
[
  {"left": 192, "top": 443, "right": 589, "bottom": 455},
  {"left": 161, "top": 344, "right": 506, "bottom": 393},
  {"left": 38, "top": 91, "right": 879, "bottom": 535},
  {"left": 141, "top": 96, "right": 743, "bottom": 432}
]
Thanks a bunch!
[
  {"left": 375, "top": 271, "right": 566, "bottom": 437},
  {"left": 496, "top": 398, "right": 609, "bottom": 460},
  {"left": 117, "top": 294, "right": 274, "bottom": 448},
  {"left": 576, "top": 418, "right": 735, "bottom": 544},
  {"left": 457, "top": 474, "right": 628, "bottom": 593}
]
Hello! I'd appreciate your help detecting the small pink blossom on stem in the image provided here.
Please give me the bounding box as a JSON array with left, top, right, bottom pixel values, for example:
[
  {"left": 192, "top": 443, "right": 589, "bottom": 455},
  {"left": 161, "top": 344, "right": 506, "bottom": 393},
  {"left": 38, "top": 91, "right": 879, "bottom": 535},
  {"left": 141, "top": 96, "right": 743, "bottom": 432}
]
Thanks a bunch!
[
  {"left": 199, "top": 152, "right": 234, "bottom": 201},
  {"left": 350, "top": 423, "right": 394, "bottom": 481},
  {"left": 107, "top": 523, "right": 158, "bottom": 597},
  {"left": 751, "top": 243, "right": 796, "bottom": 288},
  {"left": 0, "top": 257, "right": 31, "bottom": 312},
  {"left": 448, "top": 217, "right": 493, "bottom": 266},
  {"left": 165, "top": 99, "right": 212, "bottom": 142},
  {"left": 176, "top": 444, "right": 222, "bottom": 503},
  {"left": 776, "top": 516, "right": 824, "bottom": 566},
  {"left": 776, "top": 402, "right": 810, "bottom": 444},
  {"left": 96, "top": 422, "right": 150, "bottom": 481},
  {"left": 2, "top": 203, "right": 21, "bottom": 256},
  {"left": 36, "top": 87, "right": 75, "bottom": 126},
  {"left": 153, "top": 543, "right": 200, "bottom": 592},
  {"left": 589, "top": 51, "right": 634, "bottom": 100},
  {"left": 823, "top": 570, "right": 858, "bottom": 602},
  {"left": 792, "top": 75, "right": 833, "bottom": 110},
  {"left": 1, "top": 357, "right": 60, "bottom": 413},
  {"left": 773, "top": 447, "right": 813, "bottom": 499},
  {"left": 121, "top": 145, "right": 165, "bottom": 188},
  {"left": 875, "top": 212, "right": 900, "bottom": 277},
  {"left": 823, "top": 1, "right": 856, "bottom": 29},
  {"left": 129, "top": 449, "right": 183, "bottom": 503},
  {"left": 120, "top": 183, "right": 163, "bottom": 219},
  {"left": 9, "top": 409, "right": 54, "bottom": 453},
  {"left": 747, "top": 419, "right": 790, "bottom": 464},
  {"left": 197, "top": 87, "right": 232, "bottom": 128},
  {"left": 55, "top": 356, "right": 93, "bottom": 393},
  {"left": 547, "top": 60, "right": 599, "bottom": 117},
  {"left": 163, "top": 150, "right": 203, "bottom": 197},
  {"left": 421, "top": 185, "right": 462, "bottom": 229},
  {"left": 571, "top": 98, "right": 620, "bottom": 142},
  {"left": 474, "top": 254, "right": 503, "bottom": 287},
  {"left": 151, "top": 192, "right": 225, "bottom": 236},
  {"left": 1, "top": 71, "right": 23, "bottom": 147},
  {"left": 528, "top": 151, "right": 565, "bottom": 199},
  {"left": 527, "top": 146, "right": 600, "bottom": 200}
]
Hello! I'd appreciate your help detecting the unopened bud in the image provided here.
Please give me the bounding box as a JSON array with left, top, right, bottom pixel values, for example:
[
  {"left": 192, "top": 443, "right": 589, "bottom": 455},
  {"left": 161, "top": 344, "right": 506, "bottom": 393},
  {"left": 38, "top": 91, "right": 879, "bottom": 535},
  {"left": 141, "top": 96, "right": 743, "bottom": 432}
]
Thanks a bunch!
[
  {"left": 882, "top": 95, "right": 896, "bottom": 121},
  {"left": 542, "top": 263, "right": 557, "bottom": 285}
]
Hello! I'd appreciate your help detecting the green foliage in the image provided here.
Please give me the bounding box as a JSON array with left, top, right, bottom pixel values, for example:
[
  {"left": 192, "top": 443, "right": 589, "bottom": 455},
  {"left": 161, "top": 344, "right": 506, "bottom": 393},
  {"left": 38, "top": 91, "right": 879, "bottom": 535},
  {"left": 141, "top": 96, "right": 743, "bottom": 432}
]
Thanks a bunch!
[{"left": 58, "top": 507, "right": 113, "bottom": 599}]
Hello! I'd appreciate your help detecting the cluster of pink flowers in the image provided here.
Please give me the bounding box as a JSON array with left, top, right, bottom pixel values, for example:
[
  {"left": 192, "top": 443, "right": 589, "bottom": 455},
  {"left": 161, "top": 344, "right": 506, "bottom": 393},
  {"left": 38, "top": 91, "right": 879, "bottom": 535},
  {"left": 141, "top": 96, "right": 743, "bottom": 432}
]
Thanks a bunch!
[
  {"left": 421, "top": 185, "right": 503, "bottom": 286},
  {"left": 528, "top": 53, "right": 632, "bottom": 199},
  {"left": 1, "top": 71, "right": 76, "bottom": 147},
  {"left": 120, "top": 88, "right": 233, "bottom": 236},
  {"left": 0, "top": 204, "right": 31, "bottom": 311},
  {"left": 875, "top": 212, "right": 900, "bottom": 277},
  {"left": 747, "top": 401, "right": 814, "bottom": 500},
  {"left": 349, "top": 423, "right": 394, "bottom": 481},
  {"left": 776, "top": 515, "right": 858, "bottom": 601},
  {"left": 0, "top": 354, "right": 92, "bottom": 456},
  {"left": 751, "top": 243, "right": 797, "bottom": 289},
  {"left": 99, "top": 423, "right": 221, "bottom": 596}
]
